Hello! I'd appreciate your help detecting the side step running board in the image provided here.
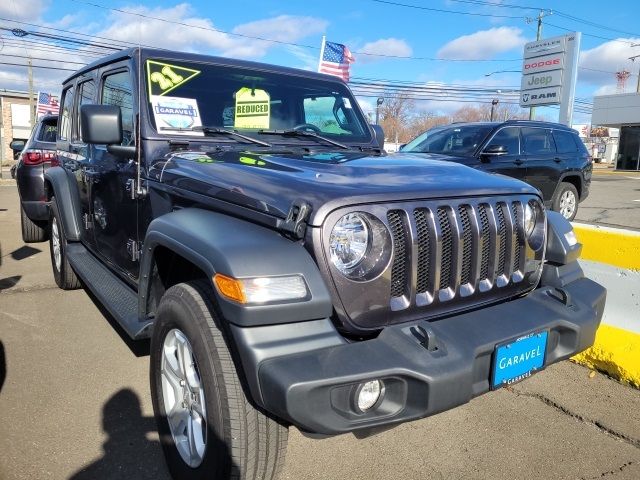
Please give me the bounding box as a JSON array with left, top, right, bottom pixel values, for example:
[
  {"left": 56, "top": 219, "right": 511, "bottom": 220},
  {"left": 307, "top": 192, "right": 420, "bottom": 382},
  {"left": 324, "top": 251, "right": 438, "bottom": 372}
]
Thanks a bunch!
[{"left": 66, "top": 243, "right": 153, "bottom": 339}]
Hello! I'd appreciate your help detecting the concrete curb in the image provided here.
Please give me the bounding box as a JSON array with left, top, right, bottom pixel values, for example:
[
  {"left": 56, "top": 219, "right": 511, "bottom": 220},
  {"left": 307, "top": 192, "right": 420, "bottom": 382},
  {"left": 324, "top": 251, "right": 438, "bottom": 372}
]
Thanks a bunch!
[{"left": 570, "top": 223, "right": 640, "bottom": 388}]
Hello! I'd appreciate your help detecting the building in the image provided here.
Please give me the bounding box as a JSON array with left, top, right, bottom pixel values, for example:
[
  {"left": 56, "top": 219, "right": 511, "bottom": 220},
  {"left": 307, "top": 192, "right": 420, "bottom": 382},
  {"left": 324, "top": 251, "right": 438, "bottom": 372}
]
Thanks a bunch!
[
  {"left": 0, "top": 90, "right": 36, "bottom": 168},
  {"left": 591, "top": 92, "right": 640, "bottom": 171}
]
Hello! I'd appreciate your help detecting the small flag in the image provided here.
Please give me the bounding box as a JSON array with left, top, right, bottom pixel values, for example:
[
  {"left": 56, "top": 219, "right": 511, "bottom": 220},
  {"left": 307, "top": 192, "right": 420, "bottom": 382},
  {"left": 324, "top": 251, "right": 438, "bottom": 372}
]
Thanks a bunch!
[
  {"left": 318, "top": 40, "right": 355, "bottom": 82},
  {"left": 36, "top": 92, "right": 60, "bottom": 117}
]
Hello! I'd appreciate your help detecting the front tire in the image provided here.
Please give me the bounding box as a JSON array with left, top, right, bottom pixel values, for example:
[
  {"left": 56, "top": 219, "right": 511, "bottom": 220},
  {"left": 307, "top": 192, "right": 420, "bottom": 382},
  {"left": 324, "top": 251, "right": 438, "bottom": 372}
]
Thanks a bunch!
[
  {"left": 21, "top": 204, "right": 47, "bottom": 243},
  {"left": 151, "top": 280, "right": 288, "bottom": 480},
  {"left": 49, "top": 198, "right": 80, "bottom": 290},
  {"left": 552, "top": 182, "right": 579, "bottom": 221}
]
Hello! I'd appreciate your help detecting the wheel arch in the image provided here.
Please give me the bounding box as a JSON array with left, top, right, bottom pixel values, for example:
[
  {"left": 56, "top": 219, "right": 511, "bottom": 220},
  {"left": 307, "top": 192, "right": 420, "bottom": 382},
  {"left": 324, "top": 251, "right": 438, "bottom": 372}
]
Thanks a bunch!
[
  {"left": 44, "top": 166, "right": 82, "bottom": 241},
  {"left": 139, "top": 208, "right": 333, "bottom": 327},
  {"left": 557, "top": 174, "right": 582, "bottom": 200}
]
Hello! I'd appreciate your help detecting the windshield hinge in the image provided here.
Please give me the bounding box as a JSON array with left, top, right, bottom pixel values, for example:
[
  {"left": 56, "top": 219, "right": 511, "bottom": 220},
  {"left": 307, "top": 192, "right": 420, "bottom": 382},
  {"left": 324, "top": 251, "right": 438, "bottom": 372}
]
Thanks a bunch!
[
  {"left": 126, "top": 178, "right": 148, "bottom": 200},
  {"left": 279, "top": 200, "right": 312, "bottom": 240},
  {"left": 126, "top": 239, "right": 142, "bottom": 262}
]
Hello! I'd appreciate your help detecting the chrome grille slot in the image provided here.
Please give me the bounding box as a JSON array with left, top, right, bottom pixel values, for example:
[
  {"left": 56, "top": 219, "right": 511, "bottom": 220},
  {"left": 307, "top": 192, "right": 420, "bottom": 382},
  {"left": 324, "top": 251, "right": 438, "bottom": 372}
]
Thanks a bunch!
[
  {"left": 437, "top": 208, "right": 453, "bottom": 291},
  {"left": 495, "top": 202, "right": 507, "bottom": 278},
  {"left": 459, "top": 205, "right": 473, "bottom": 287},
  {"left": 478, "top": 204, "right": 491, "bottom": 281},
  {"left": 414, "top": 209, "right": 431, "bottom": 295}
]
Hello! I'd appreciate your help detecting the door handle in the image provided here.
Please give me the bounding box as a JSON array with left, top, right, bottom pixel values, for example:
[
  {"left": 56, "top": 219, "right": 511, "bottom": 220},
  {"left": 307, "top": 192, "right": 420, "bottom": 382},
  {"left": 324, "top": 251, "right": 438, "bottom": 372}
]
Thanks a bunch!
[
  {"left": 554, "top": 157, "right": 562, "bottom": 163},
  {"left": 513, "top": 159, "right": 524, "bottom": 165}
]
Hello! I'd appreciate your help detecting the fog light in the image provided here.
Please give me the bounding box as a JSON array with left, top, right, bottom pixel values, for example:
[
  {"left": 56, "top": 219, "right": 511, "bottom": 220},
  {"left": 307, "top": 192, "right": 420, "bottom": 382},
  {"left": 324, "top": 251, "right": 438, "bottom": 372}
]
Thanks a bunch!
[{"left": 356, "top": 380, "right": 382, "bottom": 412}]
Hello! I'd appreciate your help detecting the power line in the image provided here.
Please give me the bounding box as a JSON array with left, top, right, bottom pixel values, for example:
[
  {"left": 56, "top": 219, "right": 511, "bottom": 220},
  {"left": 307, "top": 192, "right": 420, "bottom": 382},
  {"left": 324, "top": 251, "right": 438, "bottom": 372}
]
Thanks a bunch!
[
  {"left": 0, "top": 60, "right": 77, "bottom": 71},
  {"left": 0, "top": 53, "right": 88, "bottom": 65},
  {"left": 369, "top": 0, "right": 525, "bottom": 18}
]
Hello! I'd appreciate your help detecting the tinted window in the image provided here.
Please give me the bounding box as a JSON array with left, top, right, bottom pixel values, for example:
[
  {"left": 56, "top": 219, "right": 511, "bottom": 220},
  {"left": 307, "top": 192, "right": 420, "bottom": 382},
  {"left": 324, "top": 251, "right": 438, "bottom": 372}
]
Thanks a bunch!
[
  {"left": 36, "top": 119, "right": 57, "bottom": 143},
  {"left": 553, "top": 130, "right": 578, "bottom": 154},
  {"left": 101, "top": 71, "right": 134, "bottom": 145},
  {"left": 487, "top": 127, "right": 520, "bottom": 155},
  {"left": 403, "top": 124, "right": 493, "bottom": 157},
  {"left": 75, "top": 80, "right": 96, "bottom": 141},
  {"left": 59, "top": 85, "right": 74, "bottom": 141},
  {"left": 522, "top": 127, "right": 556, "bottom": 155}
]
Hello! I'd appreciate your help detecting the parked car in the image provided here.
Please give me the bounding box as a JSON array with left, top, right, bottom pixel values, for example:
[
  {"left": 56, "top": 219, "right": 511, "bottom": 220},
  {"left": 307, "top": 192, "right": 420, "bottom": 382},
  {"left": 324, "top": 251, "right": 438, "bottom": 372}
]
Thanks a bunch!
[
  {"left": 399, "top": 120, "right": 592, "bottom": 220},
  {"left": 14, "top": 115, "right": 58, "bottom": 242},
  {"left": 40, "top": 48, "right": 604, "bottom": 480}
]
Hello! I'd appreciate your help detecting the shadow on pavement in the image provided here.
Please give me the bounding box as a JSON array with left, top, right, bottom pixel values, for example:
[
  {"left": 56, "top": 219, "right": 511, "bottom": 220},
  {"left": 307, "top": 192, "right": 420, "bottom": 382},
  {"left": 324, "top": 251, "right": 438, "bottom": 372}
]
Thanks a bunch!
[
  {"left": 0, "top": 341, "right": 5, "bottom": 394},
  {"left": 0, "top": 275, "right": 21, "bottom": 291},
  {"left": 69, "top": 389, "right": 170, "bottom": 480},
  {"left": 9, "top": 245, "right": 42, "bottom": 261}
]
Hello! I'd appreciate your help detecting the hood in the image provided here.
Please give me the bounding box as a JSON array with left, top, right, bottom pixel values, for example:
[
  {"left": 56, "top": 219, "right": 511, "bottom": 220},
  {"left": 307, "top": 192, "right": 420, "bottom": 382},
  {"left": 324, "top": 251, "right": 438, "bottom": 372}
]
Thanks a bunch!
[{"left": 155, "top": 149, "right": 538, "bottom": 226}]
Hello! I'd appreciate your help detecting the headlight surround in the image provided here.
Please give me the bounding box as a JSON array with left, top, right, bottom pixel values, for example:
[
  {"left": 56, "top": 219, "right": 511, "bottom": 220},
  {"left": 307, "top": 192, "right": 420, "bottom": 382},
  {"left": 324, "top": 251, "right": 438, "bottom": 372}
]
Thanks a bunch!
[
  {"left": 329, "top": 212, "right": 392, "bottom": 280},
  {"left": 525, "top": 200, "right": 546, "bottom": 251}
]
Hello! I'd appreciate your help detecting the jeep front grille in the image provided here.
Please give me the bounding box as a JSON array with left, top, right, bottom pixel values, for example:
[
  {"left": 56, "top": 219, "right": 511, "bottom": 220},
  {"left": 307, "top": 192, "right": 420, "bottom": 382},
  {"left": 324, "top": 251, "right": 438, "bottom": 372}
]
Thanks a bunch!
[{"left": 320, "top": 195, "right": 544, "bottom": 331}]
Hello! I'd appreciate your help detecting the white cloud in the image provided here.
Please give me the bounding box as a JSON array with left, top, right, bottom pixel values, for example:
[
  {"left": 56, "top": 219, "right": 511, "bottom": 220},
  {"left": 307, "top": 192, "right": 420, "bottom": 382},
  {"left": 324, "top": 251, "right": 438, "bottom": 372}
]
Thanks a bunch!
[
  {"left": 358, "top": 38, "right": 412, "bottom": 63},
  {"left": 579, "top": 38, "right": 640, "bottom": 94},
  {"left": 0, "top": 0, "right": 48, "bottom": 21},
  {"left": 437, "top": 27, "right": 527, "bottom": 60}
]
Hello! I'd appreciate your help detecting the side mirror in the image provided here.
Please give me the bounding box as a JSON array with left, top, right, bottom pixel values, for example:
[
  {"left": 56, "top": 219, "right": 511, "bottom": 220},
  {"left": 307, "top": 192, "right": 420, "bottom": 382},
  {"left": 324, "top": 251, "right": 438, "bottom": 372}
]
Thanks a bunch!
[
  {"left": 370, "top": 124, "right": 385, "bottom": 150},
  {"left": 482, "top": 144, "right": 508, "bottom": 156},
  {"left": 398, "top": 143, "right": 407, "bottom": 152},
  {"left": 10, "top": 140, "right": 25, "bottom": 153},
  {"left": 80, "top": 104, "right": 136, "bottom": 158}
]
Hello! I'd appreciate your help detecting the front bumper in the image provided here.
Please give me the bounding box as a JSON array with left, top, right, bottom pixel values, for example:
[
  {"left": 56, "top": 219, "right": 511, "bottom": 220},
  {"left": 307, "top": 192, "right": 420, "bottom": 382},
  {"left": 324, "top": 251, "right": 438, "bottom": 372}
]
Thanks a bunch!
[{"left": 232, "top": 275, "right": 605, "bottom": 435}]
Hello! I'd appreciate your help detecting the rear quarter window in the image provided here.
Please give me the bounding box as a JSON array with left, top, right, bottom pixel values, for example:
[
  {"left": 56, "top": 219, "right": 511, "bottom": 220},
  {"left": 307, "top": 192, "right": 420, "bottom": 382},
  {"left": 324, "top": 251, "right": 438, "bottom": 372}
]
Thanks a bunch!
[
  {"left": 553, "top": 130, "right": 578, "bottom": 154},
  {"left": 36, "top": 121, "right": 57, "bottom": 143}
]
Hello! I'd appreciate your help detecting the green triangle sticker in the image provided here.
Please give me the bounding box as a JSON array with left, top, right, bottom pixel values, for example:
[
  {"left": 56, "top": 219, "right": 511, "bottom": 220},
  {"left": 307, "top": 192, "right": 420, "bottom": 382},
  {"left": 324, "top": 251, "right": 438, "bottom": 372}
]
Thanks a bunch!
[{"left": 146, "top": 60, "right": 201, "bottom": 97}]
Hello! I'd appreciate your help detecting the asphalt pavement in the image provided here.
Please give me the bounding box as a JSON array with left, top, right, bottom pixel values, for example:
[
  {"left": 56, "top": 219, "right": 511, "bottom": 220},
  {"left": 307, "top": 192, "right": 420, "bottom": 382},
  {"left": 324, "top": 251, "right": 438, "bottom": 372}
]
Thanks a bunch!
[{"left": 1, "top": 183, "right": 639, "bottom": 480}]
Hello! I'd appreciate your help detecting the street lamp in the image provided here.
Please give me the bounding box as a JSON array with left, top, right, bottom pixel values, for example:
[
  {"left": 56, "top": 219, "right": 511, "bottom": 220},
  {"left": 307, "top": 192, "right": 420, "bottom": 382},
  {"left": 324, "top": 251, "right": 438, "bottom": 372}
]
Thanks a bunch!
[
  {"left": 490, "top": 99, "right": 499, "bottom": 121},
  {"left": 485, "top": 70, "right": 521, "bottom": 77},
  {"left": 375, "top": 97, "right": 384, "bottom": 125}
]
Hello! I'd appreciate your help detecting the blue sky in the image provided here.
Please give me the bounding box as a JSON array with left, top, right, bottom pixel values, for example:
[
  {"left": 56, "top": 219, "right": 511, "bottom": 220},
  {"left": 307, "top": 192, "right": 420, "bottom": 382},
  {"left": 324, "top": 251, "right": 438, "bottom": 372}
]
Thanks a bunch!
[{"left": 2, "top": 0, "right": 640, "bottom": 123}]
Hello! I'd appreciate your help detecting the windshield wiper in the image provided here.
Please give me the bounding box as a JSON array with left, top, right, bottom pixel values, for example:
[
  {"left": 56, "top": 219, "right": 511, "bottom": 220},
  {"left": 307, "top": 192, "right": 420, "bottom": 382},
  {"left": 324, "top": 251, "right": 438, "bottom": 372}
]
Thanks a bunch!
[
  {"left": 259, "top": 129, "right": 349, "bottom": 150},
  {"left": 159, "top": 126, "right": 272, "bottom": 147}
]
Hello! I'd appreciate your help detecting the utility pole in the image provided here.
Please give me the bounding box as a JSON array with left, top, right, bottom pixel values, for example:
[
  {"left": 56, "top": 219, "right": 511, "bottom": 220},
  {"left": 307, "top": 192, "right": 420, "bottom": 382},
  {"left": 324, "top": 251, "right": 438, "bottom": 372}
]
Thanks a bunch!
[
  {"left": 528, "top": 10, "right": 552, "bottom": 120},
  {"left": 28, "top": 57, "right": 35, "bottom": 128},
  {"left": 629, "top": 54, "right": 640, "bottom": 93},
  {"left": 490, "top": 99, "right": 499, "bottom": 121}
]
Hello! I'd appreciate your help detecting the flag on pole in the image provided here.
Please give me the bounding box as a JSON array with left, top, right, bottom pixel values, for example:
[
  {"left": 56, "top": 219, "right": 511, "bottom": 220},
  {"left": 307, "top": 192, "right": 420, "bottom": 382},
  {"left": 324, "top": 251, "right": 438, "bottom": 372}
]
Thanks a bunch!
[
  {"left": 36, "top": 92, "right": 60, "bottom": 117},
  {"left": 318, "top": 39, "right": 355, "bottom": 82}
]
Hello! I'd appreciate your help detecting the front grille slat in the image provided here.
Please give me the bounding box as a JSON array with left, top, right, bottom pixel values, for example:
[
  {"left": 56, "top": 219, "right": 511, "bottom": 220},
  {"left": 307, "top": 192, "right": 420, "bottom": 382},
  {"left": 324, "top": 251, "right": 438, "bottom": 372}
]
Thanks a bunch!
[
  {"left": 388, "top": 210, "right": 409, "bottom": 298},
  {"left": 437, "top": 208, "right": 453, "bottom": 292},
  {"left": 459, "top": 205, "right": 473, "bottom": 286}
]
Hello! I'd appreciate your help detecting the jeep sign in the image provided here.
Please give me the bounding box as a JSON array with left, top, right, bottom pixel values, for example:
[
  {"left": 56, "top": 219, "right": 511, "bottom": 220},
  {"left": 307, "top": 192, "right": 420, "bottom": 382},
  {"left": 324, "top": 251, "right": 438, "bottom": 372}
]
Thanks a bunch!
[
  {"left": 520, "top": 87, "right": 562, "bottom": 106},
  {"left": 520, "top": 70, "right": 562, "bottom": 91}
]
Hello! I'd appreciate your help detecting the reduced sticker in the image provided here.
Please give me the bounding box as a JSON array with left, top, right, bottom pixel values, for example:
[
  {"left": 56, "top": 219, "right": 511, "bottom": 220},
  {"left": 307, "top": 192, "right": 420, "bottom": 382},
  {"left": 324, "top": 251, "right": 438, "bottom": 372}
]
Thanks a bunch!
[
  {"left": 234, "top": 87, "right": 270, "bottom": 130},
  {"left": 151, "top": 96, "right": 203, "bottom": 135},
  {"left": 147, "top": 60, "right": 200, "bottom": 97}
]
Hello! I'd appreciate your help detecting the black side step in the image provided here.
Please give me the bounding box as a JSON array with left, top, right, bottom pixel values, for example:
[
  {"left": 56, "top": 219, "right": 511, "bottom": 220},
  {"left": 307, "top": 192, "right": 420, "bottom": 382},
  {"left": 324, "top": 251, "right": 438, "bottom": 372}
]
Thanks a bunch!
[{"left": 66, "top": 243, "right": 153, "bottom": 339}]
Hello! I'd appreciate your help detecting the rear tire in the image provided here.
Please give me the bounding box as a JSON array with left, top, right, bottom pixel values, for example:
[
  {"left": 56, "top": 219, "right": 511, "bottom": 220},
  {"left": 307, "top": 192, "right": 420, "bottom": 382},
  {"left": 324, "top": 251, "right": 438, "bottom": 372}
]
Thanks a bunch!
[
  {"left": 150, "top": 280, "right": 288, "bottom": 480},
  {"left": 49, "top": 198, "right": 80, "bottom": 290},
  {"left": 552, "top": 182, "right": 579, "bottom": 221},
  {"left": 21, "top": 204, "right": 48, "bottom": 243}
]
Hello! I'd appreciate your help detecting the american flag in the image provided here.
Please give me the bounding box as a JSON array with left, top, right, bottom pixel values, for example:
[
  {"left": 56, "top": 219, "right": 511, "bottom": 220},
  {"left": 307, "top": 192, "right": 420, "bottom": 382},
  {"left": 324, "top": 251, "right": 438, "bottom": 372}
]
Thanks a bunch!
[
  {"left": 318, "top": 40, "right": 355, "bottom": 82},
  {"left": 36, "top": 92, "right": 60, "bottom": 116}
]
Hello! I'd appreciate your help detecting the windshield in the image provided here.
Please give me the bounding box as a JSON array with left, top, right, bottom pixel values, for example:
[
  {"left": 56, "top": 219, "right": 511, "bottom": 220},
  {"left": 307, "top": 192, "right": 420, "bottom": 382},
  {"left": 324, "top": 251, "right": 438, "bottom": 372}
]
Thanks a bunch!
[
  {"left": 145, "top": 58, "right": 371, "bottom": 144},
  {"left": 403, "top": 124, "right": 493, "bottom": 157}
]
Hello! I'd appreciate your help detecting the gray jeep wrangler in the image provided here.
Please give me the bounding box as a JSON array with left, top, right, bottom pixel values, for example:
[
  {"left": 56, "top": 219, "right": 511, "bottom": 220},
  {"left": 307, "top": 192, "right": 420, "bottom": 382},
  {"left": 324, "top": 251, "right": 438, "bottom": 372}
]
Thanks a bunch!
[{"left": 42, "top": 48, "right": 605, "bottom": 479}]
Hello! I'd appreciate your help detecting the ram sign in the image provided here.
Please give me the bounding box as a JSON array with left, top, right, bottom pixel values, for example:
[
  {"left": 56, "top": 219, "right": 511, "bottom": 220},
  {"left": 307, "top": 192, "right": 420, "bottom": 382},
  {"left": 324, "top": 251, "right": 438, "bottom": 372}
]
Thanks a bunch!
[{"left": 520, "top": 32, "right": 581, "bottom": 125}]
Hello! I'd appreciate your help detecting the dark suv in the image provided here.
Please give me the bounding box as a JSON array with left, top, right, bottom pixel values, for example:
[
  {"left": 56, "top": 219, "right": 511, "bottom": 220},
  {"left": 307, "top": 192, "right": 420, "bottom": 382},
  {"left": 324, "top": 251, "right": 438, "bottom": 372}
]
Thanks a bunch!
[
  {"left": 400, "top": 121, "right": 592, "bottom": 220},
  {"left": 38, "top": 48, "right": 605, "bottom": 480},
  {"left": 14, "top": 114, "right": 59, "bottom": 242}
]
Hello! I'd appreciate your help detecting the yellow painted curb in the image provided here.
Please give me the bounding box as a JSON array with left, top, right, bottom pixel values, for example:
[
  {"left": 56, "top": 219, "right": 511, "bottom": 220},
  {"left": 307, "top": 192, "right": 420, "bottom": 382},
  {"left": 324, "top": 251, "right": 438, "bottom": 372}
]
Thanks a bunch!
[
  {"left": 572, "top": 324, "right": 640, "bottom": 389},
  {"left": 573, "top": 224, "right": 640, "bottom": 271}
]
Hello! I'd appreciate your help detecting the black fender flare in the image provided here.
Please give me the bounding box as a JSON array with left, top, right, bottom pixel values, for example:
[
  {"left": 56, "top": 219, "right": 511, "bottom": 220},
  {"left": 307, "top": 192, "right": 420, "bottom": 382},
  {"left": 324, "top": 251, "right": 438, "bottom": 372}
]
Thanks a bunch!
[
  {"left": 553, "top": 172, "right": 583, "bottom": 200},
  {"left": 44, "top": 166, "right": 82, "bottom": 241},
  {"left": 139, "top": 208, "right": 333, "bottom": 326}
]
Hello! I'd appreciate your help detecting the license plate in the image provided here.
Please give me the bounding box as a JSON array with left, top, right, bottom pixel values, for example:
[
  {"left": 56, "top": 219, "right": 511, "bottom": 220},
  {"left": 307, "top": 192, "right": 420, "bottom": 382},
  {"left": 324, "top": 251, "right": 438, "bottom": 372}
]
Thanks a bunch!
[{"left": 492, "top": 331, "right": 548, "bottom": 389}]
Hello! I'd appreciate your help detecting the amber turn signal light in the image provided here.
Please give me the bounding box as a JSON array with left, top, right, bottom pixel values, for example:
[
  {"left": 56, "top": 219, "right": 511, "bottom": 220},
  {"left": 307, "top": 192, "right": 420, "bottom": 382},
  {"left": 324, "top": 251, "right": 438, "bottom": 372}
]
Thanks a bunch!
[{"left": 213, "top": 274, "right": 247, "bottom": 304}]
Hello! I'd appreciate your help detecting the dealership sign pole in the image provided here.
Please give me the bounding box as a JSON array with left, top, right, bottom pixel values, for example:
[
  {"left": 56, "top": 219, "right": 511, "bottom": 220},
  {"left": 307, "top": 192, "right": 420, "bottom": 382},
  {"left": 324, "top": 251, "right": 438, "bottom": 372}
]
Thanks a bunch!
[{"left": 520, "top": 32, "right": 581, "bottom": 126}]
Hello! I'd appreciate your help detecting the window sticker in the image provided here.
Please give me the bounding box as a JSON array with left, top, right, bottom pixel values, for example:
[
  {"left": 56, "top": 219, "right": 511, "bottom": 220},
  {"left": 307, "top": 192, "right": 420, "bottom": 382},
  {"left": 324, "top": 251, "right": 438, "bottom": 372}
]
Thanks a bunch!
[
  {"left": 150, "top": 96, "right": 203, "bottom": 135},
  {"left": 234, "top": 87, "right": 270, "bottom": 129},
  {"left": 146, "top": 60, "right": 200, "bottom": 97}
]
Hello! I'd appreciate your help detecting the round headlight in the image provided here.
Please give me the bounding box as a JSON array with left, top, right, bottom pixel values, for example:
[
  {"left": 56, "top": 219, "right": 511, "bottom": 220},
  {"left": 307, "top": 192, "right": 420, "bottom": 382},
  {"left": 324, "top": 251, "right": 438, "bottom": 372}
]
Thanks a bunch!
[
  {"left": 329, "top": 213, "right": 370, "bottom": 274},
  {"left": 524, "top": 203, "right": 536, "bottom": 236}
]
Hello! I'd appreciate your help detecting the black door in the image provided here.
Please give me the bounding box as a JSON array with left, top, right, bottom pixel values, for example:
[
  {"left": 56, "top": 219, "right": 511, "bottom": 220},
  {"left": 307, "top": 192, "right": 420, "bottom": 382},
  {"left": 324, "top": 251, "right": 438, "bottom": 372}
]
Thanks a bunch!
[
  {"left": 89, "top": 66, "right": 140, "bottom": 281},
  {"left": 522, "top": 127, "right": 560, "bottom": 203},
  {"left": 617, "top": 126, "right": 640, "bottom": 171},
  {"left": 477, "top": 126, "right": 527, "bottom": 181}
]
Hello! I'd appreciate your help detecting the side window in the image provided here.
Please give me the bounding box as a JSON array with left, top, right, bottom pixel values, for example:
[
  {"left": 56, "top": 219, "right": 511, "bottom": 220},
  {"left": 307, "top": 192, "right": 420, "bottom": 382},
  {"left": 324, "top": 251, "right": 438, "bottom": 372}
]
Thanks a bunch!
[
  {"left": 36, "top": 120, "right": 58, "bottom": 143},
  {"left": 101, "top": 71, "right": 134, "bottom": 145},
  {"left": 522, "top": 128, "right": 556, "bottom": 155},
  {"left": 74, "top": 80, "right": 96, "bottom": 142},
  {"left": 553, "top": 130, "right": 578, "bottom": 154},
  {"left": 303, "top": 97, "right": 351, "bottom": 135},
  {"left": 59, "top": 85, "right": 75, "bottom": 141},
  {"left": 487, "top": 127, "right": 520, "bottom": 155}
]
